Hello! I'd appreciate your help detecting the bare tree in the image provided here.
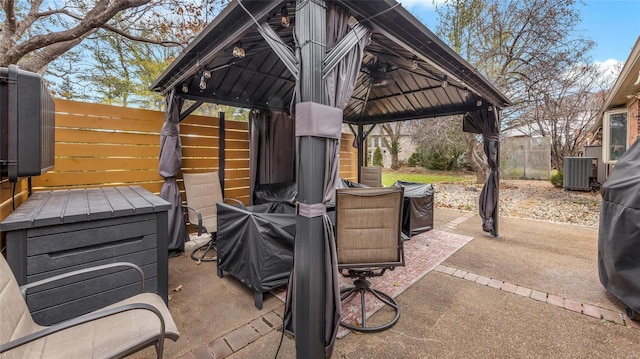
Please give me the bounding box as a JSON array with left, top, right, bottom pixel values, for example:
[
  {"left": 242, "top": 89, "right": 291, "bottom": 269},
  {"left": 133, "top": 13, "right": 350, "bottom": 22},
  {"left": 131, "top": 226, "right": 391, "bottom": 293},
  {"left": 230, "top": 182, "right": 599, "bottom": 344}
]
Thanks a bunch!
[
  {"left": 434, "top": 0, "right": 596, "bottom": 182},
  {"left": 518, "top": 63, "right": 607, "bottom": 169},
  {"left": 0, "top": 0, "right": 174, "bottom": 73},
  {"left": 380, "top": 122, "right": 403, "bottom": 169},
  {"left": 410, "top": 116, "right": 473, "bottom": 172}
]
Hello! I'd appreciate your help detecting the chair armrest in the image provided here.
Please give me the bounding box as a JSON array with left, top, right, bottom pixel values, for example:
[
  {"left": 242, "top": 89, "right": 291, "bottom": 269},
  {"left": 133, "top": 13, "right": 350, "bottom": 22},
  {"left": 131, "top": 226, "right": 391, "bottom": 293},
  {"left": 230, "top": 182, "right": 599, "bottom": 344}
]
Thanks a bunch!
[
  {"left": 182, "top": 204, "right": 206, "bottom": 235},
  {"left": 223, "top": 198, "right": 245, "bottom": 207},
  {"left": 0, "top": 302, "right": 165, "bottom": 354},
  {"left": 19, "top": 262, "right": 145, "bottom": 299}
]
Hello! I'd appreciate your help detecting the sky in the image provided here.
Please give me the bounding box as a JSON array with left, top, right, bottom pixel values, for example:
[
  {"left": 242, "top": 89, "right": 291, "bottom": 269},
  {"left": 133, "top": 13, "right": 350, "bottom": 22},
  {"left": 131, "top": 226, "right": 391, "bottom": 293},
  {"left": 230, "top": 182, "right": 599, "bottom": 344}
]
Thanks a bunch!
[{"left": 396, "top": 0, "right": 640, "bottom": 65}]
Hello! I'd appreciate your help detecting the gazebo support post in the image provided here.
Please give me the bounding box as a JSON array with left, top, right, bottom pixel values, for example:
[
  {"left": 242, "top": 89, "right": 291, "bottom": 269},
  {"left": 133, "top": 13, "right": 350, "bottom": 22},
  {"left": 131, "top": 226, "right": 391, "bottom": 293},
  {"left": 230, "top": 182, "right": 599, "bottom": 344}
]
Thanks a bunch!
[
  {"left": 493, "top": 109, "right": 501, "bottom": 237},
  {"left": 357, "top": 124, "right": 364, "bottom": 182},
  {"left": 294, "top": 0, "right": 327, "bottom": 358},
  {"left": 218, "top": 111, "right": 226, "bottom": 195}
]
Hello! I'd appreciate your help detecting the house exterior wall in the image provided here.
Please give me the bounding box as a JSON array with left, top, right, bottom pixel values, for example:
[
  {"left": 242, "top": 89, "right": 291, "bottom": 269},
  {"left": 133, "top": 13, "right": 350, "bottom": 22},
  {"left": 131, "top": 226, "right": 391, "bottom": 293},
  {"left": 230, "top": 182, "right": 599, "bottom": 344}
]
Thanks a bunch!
[
  {"left": 367, "top": 134, "right": 416, "bottom": 168},
  {"left": 629, "top": 99, "right": 640, "bottom": 145}
]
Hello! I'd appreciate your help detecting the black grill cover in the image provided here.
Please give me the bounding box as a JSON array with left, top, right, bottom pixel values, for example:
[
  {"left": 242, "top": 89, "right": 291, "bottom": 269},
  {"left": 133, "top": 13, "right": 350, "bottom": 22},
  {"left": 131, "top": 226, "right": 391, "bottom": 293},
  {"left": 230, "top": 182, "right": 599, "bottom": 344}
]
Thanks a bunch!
[
  {"left": 216, "top": 202, "right": 296, "bottom": 293},
  {"left": 599, "top": 139, "right": 640, "bottom": 313}
]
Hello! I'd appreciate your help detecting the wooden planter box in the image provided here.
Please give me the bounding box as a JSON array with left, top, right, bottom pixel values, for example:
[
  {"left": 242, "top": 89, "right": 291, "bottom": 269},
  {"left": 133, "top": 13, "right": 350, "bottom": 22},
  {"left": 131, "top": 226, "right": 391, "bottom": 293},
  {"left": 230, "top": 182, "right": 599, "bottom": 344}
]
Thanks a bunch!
[{"left": 0, "top": 186, "right": 170, "bottom": 325}]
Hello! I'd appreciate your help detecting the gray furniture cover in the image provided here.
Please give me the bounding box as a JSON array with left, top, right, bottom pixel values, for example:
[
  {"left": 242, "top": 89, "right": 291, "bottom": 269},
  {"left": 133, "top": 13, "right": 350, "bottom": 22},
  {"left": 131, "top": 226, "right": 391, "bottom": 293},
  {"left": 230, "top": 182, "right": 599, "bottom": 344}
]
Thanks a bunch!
[
  {"left": 393, "top": 180, "right": 435, "bottom": 238},
  {"left": 253, "top": 182, "right": 297, "bottom": 205},
  {"left": 599, "top": 140, "right": 640, "bottom": 317},
  {"left": 216, "top": 202, "right": 296, "bottom": 308}
]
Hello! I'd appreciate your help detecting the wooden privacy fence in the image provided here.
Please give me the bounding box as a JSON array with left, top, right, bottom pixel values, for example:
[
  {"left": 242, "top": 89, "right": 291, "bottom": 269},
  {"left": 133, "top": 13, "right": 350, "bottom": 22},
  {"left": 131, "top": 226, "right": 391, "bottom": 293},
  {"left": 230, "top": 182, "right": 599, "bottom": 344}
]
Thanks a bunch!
[{"left": 1, "top": 99, "right": 359, "bottom": 225}]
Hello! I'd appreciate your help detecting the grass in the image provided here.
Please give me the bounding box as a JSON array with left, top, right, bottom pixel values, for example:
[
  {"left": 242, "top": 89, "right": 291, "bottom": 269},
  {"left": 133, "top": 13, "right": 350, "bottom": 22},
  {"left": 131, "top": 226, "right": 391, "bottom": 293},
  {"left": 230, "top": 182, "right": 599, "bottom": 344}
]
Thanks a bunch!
[{"left": 381, "top": 169, "right": 474, "bottom": 187}]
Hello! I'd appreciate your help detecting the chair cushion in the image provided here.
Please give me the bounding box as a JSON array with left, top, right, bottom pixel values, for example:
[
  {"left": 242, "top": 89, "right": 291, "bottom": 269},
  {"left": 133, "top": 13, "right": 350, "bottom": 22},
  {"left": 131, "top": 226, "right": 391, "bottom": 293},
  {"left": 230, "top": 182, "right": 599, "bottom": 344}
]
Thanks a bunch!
[
  {"left": 0, "top": 256, "right": 42, "bottom": 349},
  {"left": 2, "top": 293, "right": 179, "bottom": 359},
  {"left": 335, "top": 187, "right": 403, "bottom": 266},
  {"left": 183, "top": 172, "right": 222, "bottom": 233},
  {"left": 360, "top": 166, "right": 382, "bottom": 187}
]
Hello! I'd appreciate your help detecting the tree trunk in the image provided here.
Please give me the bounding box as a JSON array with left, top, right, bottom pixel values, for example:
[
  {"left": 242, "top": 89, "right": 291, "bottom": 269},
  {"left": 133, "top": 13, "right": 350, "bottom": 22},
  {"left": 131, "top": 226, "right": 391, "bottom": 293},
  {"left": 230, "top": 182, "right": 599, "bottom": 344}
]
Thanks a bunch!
[
  {"left": 465, "top": 132, "right": 487, "bottom": 183},
  {"left": 381, "top": 123, "right": 402, "bottom": 170}
]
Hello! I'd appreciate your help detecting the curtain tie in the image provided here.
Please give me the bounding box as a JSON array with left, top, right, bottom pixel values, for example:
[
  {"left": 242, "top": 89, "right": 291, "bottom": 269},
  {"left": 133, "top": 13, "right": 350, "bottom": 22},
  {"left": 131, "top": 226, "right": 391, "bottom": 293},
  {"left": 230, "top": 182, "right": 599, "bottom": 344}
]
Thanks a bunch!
[{"left": 298, "top": 203, "right": 327, "bottom": 218}]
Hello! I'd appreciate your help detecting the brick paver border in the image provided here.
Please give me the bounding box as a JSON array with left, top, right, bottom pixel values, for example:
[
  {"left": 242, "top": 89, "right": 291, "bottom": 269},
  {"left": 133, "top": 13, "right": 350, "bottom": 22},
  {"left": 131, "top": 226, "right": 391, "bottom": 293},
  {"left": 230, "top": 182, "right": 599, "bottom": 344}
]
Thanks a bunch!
[
  {"left": 434, "top": 264, "right": 638, "bottom": 330},
  {"left": 435, "top": 212, "right": 638, "bottom": 331},
  {"left": 175, "top": 309, "right": 286, "bottom": 359}
]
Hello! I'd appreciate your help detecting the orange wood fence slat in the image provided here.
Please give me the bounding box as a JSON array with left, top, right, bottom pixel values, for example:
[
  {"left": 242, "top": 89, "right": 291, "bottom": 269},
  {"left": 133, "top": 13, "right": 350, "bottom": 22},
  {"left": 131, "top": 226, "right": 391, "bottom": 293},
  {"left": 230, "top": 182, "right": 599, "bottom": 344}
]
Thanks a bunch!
[{"left": 3, "top": 99, "right": 358, "bottom": 227}]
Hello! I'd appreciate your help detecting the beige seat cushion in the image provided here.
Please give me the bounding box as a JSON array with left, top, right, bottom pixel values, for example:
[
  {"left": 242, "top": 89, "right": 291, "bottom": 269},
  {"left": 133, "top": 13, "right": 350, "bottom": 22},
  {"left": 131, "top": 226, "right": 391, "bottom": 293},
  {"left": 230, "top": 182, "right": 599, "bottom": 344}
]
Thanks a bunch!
[
  {"left": 2, "top": 293, "right": 178, "bottom": 359},
  {"left": 183, "top": 171, "right": 223, "bottom": 233},
  {"left": 335, "top": 187, "right": 403, "bottom": 265},
  {"left": 1, "top": 256, "right": 179, "bottom": 359},
  {"left": 360, "top": 166, "right": 382, "bottom": 187}
]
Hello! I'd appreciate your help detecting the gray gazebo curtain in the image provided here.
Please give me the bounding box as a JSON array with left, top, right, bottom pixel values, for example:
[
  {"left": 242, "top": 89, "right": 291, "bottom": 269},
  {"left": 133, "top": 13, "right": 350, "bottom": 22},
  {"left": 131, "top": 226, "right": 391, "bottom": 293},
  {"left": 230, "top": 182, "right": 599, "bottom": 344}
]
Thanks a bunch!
[
  {"left": 463, "top": 108, "right": 500, "bottom": 235},
  {"left": 321, "top": 5, "right": 369, "bottom": 352},
  {"left": 248, "top": 109, "right": 296, "bottom": 204},
  {"left": 159, "top": 91, "right": 188, "bottom": 253},
  {"left": 284, "top": 3, "right": 369, "bottom": 357}
]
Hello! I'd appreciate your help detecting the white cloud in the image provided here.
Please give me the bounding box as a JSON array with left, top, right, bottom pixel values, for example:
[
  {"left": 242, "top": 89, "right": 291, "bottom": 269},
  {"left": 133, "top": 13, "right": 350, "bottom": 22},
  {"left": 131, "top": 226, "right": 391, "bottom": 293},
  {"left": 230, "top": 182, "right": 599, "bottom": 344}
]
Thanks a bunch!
[{"left": 595, "top": 58, "right": 624, "bottom": 88}]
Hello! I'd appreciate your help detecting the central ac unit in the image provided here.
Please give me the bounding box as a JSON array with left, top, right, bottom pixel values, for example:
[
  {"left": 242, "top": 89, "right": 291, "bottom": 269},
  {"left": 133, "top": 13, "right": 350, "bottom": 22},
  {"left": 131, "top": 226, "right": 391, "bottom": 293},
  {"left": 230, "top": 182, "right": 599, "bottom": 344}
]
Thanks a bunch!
[{"left": 563, "top": 157, "right": 598, "bottom": 191}]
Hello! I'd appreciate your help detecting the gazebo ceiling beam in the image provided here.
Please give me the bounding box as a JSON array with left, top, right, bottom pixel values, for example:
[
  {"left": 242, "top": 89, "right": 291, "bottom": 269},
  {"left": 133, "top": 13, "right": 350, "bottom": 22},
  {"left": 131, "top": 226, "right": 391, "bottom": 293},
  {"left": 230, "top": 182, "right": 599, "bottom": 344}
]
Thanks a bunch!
[
  {"left": 350, "top": 85, "right": 463, "bottom": 104},
  {"left": 179, "top": 93, "right": 275, "bottom": 111},
  {"left": 355, "top": 76, "right": 373, "bottom": 121},
  {"left": 179, "top": 100, "right": 204, "bottom": 122},
  {"left": 349, "top": 103, "right": 482, "bottom": 125},
  {"left": 364, "top": 47, "right": 442, "bottom": 83}
]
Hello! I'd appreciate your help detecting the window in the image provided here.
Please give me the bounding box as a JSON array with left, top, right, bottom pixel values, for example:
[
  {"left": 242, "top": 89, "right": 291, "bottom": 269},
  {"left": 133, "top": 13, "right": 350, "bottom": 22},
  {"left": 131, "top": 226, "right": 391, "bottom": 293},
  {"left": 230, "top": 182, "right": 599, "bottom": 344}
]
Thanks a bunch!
[
  {"left": 603, "top": 109, "right": 628, "bottom": 163},
  {"left": 374, "top": 137, "right": 380, "bottom": 147}
]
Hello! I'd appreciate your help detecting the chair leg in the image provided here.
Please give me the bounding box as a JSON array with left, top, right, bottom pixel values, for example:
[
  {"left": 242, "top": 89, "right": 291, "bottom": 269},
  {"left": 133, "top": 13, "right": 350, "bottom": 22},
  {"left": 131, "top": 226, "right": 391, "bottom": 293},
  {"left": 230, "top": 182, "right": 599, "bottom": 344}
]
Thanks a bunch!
[
  {"left": 340, "top": 281, "right": 401, "bottom": 333},
  {"left": 254, "top": 291, "right": 263, "bottom": 310},
  {"left": 190, "top": 237, "right": 217, "bottom": 262},
  {"left": 155, "top": 338, "right": 164, "bottom": 359},
  {"left": 217, "top": 267, "right": 224, "bottom": 278}
]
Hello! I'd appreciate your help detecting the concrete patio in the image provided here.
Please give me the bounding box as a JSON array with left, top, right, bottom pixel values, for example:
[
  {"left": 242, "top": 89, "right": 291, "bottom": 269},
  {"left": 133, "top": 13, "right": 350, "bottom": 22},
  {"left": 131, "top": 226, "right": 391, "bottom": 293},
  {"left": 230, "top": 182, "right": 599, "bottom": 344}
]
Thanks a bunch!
[{"left": 133, "top": 207, "right": 639, "bottom": 358}]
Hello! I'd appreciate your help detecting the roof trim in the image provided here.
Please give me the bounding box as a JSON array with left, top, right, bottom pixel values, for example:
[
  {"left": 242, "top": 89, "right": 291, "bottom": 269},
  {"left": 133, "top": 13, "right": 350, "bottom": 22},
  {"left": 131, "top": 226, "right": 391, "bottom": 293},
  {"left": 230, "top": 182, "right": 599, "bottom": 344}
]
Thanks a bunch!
[
  {"left": 592, "top": 36, "right": 640, "bottom": 132},
  {"left": 601, "top": 36, "right": 640, "bottom": 113},
  {"left": 336, "top": 0, "right": 510, "bottom": 108},
  {"left": 150, "top": 1, "right": 285, "bottom": 93}
]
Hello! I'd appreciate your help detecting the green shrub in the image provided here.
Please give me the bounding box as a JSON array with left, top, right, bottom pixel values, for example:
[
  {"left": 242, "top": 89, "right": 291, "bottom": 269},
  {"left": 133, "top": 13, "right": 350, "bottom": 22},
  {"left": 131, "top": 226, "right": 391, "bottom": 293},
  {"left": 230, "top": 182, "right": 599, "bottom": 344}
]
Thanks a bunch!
[
  {"left": 373, "top": 147, "right": 383, "bottom": 167},
  {"left": 550, "top": 171, "right": 563, "bottom": 188},
  {"left": 407, "top": 152, "right": 421, "bottom": 167},
  {"left": 424, "top": 152, "right": 456, "bottom": 170}
]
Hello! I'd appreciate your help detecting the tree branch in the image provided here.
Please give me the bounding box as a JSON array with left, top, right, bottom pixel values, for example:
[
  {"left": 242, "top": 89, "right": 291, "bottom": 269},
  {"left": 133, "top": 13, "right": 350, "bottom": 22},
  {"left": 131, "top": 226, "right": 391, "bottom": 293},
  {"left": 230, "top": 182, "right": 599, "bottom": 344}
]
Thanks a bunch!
[
  {"left": 4, "top": 0, "right": 150, "bottom": 69},
  {"left": 14, "top": 0, "right": 45, "bottom": 38},
  {"left": 61, "top": 9, "right": 183, "bottom": 47},
  {"left": 0, "top": 0, "right": 17, "bottom": 55},
  {"left": 100, "top": 21, "right": 183, "bottom": 47},
  {"left": 19, "top": 35, "right": 89, "bottom": 74}
]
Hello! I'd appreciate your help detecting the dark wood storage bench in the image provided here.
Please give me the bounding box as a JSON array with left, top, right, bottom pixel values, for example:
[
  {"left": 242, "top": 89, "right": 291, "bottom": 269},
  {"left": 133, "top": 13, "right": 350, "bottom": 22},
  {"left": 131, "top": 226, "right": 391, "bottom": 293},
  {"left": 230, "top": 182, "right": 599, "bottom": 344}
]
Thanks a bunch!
[{"left": 0, "top": 186, "right": 170, "bottom": 325}]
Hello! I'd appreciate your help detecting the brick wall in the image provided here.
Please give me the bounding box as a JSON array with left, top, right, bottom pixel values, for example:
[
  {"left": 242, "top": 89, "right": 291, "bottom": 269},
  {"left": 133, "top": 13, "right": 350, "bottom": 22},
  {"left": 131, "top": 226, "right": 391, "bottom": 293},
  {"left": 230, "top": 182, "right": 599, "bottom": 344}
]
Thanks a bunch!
[{"left": 631, "top": 99, "right": 640, "bottom": 145}]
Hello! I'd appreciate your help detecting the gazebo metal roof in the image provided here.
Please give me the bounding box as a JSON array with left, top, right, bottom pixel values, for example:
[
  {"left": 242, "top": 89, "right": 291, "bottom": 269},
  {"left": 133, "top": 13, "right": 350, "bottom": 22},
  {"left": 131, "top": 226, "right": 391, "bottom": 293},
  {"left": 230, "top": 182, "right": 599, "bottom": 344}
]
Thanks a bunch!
[{"left": 151, "top": 0, "right": 510, "bottom": 122}]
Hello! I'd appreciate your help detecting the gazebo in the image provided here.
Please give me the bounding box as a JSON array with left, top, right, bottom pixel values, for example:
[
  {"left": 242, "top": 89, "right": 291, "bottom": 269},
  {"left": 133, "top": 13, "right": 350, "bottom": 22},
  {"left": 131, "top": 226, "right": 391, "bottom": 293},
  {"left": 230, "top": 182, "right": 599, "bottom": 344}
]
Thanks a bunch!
[{"left": 152, "top": 1, "right": 509, "bottom": 358}]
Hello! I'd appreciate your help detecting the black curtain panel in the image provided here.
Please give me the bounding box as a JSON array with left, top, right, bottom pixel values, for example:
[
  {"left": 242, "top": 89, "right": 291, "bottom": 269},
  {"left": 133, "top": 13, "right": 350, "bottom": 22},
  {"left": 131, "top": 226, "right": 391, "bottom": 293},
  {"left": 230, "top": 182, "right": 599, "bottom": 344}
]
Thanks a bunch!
[
  {"left": 159, "top": 91, "right": 188, "bottom": 253},
  {"left": 463, "top": 108, "right": 500, "bottom": 235}
]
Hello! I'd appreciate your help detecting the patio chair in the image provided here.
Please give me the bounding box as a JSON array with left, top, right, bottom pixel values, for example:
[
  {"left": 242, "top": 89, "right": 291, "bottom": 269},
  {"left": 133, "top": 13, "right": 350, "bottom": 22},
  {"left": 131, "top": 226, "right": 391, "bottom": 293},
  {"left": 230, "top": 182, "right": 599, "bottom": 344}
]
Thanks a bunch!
[
  {"left": 335, "top": 186, "right": 405, "bottom": 332},
  {"left": 182, "top": 171, "right": 242, "bottom": 262},
  {"left": 0, "top": 255, "right": 179, "bottom": 359},
  {"left": 360, "top": 166, "right": 382, "bottom": 187}
]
